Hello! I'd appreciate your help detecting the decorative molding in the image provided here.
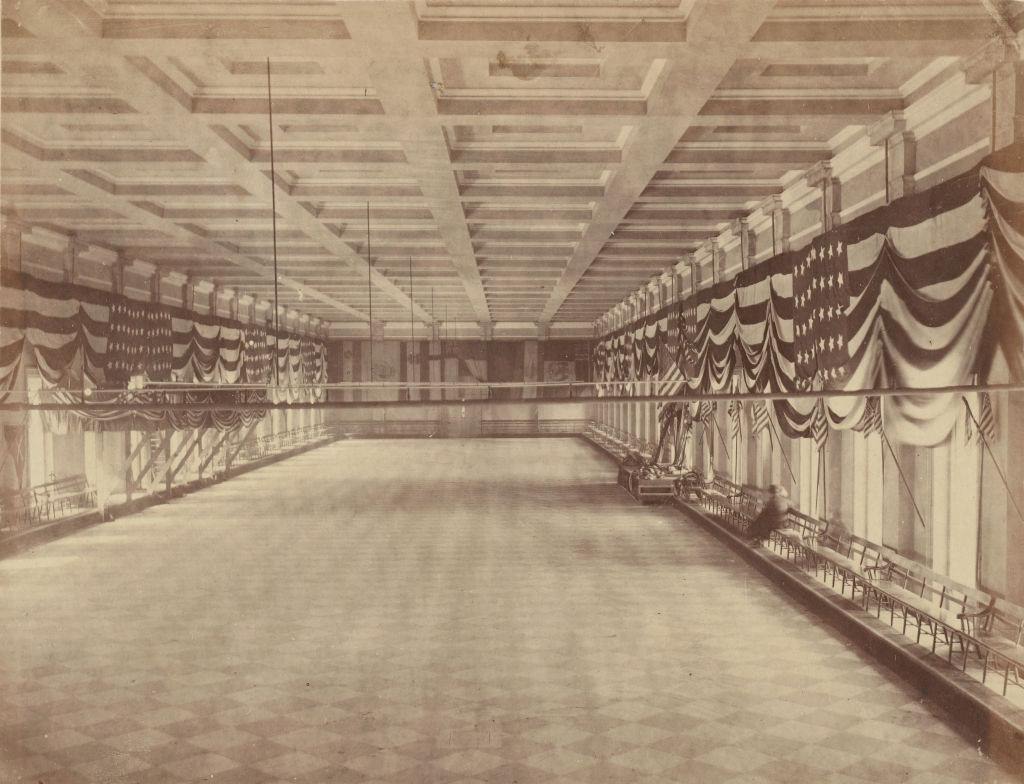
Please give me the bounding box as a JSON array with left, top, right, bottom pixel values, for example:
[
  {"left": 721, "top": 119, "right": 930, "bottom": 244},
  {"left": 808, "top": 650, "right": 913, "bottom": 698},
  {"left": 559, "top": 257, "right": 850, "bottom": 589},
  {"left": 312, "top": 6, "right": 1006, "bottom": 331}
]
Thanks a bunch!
[
  {"left": 867, "top": 110, "right": 908, "bottom": 146},
  {"left": 23, "top": 226, "right": 68, "bottom": 253},
  {"left": 962, "top": 35, "right": 1019, "bottom": 84},
  {"left": 77, "top": 244, "right": 119, "bottom": 267}
]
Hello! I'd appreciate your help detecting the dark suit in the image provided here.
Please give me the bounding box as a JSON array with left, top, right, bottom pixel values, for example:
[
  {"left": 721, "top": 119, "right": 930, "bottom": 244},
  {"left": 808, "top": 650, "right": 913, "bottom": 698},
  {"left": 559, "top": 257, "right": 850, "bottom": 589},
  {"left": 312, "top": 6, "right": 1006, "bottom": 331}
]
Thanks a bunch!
[{"left": 747, "top": 493, "right": 789, "bottom": 542}]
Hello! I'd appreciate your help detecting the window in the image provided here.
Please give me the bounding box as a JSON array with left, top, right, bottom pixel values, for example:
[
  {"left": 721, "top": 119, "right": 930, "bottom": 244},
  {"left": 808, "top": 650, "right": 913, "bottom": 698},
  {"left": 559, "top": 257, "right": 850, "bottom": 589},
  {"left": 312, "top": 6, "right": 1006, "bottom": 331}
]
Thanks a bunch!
[
  {"left": 798, "top": 437, "right": 819, "bottom": 516},
  {"left": 26, "top": 369, "right": 50, "bottom": 486},
  {"left": 758, "top": 430, "right": 773, "bottom": 487},
  {"left": 945, "top": 419, "right": 982, "bottom": 586},
  {"left": 853, "top": 431, "right": 884, "bottom": 542}
]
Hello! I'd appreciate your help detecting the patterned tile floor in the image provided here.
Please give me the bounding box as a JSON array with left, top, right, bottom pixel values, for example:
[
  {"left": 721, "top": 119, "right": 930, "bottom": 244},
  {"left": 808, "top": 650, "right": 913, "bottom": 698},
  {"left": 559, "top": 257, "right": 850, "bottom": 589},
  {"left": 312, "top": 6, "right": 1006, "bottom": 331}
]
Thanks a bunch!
[{"left": 0, "top": 438, "right": 1020, "bottom": 784}]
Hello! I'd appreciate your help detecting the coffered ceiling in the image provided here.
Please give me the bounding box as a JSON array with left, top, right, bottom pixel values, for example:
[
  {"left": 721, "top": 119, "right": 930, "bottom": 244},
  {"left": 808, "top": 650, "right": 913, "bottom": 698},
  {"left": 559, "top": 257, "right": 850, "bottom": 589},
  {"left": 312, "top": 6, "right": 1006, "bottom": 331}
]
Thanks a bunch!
[{"left": 0, "top": 0, "right": 1013, "bottom": 334}]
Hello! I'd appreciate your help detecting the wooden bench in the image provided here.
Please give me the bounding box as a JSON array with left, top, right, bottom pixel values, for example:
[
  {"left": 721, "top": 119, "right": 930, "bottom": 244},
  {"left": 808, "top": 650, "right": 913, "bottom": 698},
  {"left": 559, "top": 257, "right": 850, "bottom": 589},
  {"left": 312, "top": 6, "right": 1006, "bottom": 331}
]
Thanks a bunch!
[
  {"left": 773, "top": 524, "right": 995, "bottom": 671},
  {"left": 811, "top": 528, "right": 886, "bottom": 605},
  {"left": 31, "top": 475, "right": 96, "bottom": 520},
  {"left": 699, "top": 477, "right": 759, "bottom": 531},
  {"left": 858, "top": 554, "right": 991, "bottom": 667},
  {"left": 771, "top": 509, "right": 828, "bottom": 564},
  {"left": 976, "top": 599, "right": 1024, "bottom": 695},
  {"left": 677, "top": 476, "right": 1024, "bottom": 698}
]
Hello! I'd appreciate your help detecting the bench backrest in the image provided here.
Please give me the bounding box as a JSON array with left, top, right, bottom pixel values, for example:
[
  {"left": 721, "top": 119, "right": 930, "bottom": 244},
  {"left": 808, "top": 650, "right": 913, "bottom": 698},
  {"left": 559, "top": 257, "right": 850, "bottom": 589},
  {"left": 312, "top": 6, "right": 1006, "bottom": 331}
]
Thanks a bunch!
[
  {"left": 848, "top": 535, "right": 881, "bottom": 569},
  {"left": 990, "top": 599, "right": 1024, "bottom": 646},
  {"left": 34, "top": 475, "right": 89, "bottom": 493}
]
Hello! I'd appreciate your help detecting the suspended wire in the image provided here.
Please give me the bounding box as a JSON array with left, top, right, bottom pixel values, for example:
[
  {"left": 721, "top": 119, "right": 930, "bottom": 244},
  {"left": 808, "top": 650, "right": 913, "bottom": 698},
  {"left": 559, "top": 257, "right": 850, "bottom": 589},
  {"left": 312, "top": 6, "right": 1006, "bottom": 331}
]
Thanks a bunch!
[
  {"left": 818, "top": 444, "right": 827, "bottom": 521},
  {"left": 765, "top": 412, "right": 798, "bottom": 486},
  {"left": 366, "top": 201, "right": 373, "bottom": 382},
  {"left": 880, "top": 428, "right": 927, "bottom": 529},
  {"left": 266, "top": 58, "right": 280, "bottom": 387},
  {"left": 709, "top": 409, "right": 731, "bottom": 461}
]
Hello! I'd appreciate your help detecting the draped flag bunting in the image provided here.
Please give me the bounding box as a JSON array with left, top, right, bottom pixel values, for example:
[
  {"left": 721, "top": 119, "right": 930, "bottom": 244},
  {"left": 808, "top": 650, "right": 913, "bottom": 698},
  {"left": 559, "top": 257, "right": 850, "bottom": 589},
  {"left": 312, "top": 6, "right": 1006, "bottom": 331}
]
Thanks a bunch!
[
  {"left": 0, "top": 270, "right": 111, "bottom": 419},
  {"left": 981, "top": 145, "right": 1024, "bottom": 381},
  {"left": 0, "top": 270, "right": 327, "bottom": 432},
  {"left": 593, "top": 144, "right": 1022, "bottom": 449}
]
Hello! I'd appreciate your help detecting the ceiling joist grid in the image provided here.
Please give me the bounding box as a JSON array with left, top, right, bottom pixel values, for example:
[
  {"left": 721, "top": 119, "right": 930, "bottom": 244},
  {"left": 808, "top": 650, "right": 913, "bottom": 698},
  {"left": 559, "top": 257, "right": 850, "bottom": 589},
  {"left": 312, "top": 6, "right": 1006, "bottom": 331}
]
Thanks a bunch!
[{"left": 1, "top": 0, "right": 1014, "bottom": 337}]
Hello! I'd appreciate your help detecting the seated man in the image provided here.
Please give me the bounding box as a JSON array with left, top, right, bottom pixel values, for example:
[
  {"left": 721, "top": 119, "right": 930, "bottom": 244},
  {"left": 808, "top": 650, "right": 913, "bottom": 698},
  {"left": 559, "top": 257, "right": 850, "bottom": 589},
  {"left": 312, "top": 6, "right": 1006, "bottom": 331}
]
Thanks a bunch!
[{"left": 746, "top": 484, "right": 790, "bottom": 546}]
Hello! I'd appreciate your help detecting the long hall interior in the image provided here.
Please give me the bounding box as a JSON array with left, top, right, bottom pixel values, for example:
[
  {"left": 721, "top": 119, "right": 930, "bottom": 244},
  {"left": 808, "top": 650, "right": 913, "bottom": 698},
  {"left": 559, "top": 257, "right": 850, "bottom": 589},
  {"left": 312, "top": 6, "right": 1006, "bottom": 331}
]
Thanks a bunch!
[{"left": 2, "top": 1, "right": 1024, "bottom": 782}]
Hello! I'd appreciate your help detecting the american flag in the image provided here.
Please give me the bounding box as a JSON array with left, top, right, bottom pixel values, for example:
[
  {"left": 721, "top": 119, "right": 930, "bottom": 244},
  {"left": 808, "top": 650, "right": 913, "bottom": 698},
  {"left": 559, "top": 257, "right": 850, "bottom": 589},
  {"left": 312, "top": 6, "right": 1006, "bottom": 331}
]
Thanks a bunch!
[
  {"left": 750, "top": 400, "right": 770, "bottom": 436},
  {"left": 105, "top": 300, "right": 172, "bottom": 386},
  {"left": 243, "top": 326, "right": 271, "bottom": 384},
  {"left": 810, "top": 401, "right": 829, "bottom": 449},
  {"left": 792, "top": 233, "right": 851, "bottom": 388},
  {"left": 697, "top": 399, "right": 715, "bottom": 425},
  {"left": 855, "top": 396, "right": 883, "bottom": 436},
  {"left": 728, "top": 399, "right": 743, "bottom": 439},
  {"left": 964, "top": 393, "right": 996, "bottom": 445}
]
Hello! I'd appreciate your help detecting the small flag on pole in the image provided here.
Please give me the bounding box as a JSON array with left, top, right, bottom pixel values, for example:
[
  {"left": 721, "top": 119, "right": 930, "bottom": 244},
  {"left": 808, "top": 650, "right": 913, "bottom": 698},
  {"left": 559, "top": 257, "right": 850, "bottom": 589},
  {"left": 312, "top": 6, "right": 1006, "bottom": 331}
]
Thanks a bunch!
[
  {"left": 728, "top": 399, "right": 743, "bottom": 439},
  {"left": 697, "top": 399, "right": 715, "bottom": 425},
  {"left": 810, "top": 401, "right": 829, "bottom": 450},
  {"left": 854, "top": 396, "right": 882, "bottom": 436},
  {"left": 972, "top": 392, "right": 996, "bottom": 444},
  {"left": 750, "top": 400, "right": 770, "bottom": 436}
]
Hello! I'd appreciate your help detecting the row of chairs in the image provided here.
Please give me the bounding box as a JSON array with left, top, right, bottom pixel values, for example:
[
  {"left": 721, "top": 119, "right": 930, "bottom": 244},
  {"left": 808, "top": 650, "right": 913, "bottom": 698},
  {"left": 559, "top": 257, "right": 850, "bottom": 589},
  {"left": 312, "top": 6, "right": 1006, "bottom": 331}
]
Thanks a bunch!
[
  {"left": 688, "top": 477, "right": 1024, "bottom": 698},
  {"left": 236, "top": 424, "right": 334, "bottom": 464},
  {"left": 0, "top": 474, "right": 96, "bottom": 532},
  {"left": 580, "top": 424, "right": 1024, "bottom": 699}
]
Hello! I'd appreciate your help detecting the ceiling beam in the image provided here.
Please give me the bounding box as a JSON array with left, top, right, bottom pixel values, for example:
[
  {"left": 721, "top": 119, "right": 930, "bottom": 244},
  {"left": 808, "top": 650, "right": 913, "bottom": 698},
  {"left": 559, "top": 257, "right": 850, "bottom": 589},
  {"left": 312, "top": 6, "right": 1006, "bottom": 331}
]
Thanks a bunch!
[
  {"left": 343, "top": 4, "right": 491, "bottom": 323},
  {"left": 1, "top": 143, "right": 367, "bottom": 319},
  {"left": 2, "top": 3, "right": 433, "bottom": 325},
  {"left": 538, "top": 0, "right": 778, "bottom": 323}
]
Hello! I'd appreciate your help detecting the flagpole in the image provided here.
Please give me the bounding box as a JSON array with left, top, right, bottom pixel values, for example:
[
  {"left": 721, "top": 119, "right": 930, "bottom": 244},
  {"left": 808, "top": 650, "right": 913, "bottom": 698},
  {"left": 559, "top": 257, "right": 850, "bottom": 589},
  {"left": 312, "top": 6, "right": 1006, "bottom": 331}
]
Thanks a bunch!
[
  {"left": 880, "top": 427, "right": 927, "bottom": 529},
  {"left": 965, "top": 399, "right": 1024, "bottom": 525},
  {"left": 266, "top": 58, "right": 280, "bottom": 387},
  {"left": 408, "top": 256, "right": 414, "bottom": 343},
  {"left": 366, "top": 201, "right": 373, "bottom": 382},
  {"left": 765, "top": 413, "right": 798, "bottom": 486}
]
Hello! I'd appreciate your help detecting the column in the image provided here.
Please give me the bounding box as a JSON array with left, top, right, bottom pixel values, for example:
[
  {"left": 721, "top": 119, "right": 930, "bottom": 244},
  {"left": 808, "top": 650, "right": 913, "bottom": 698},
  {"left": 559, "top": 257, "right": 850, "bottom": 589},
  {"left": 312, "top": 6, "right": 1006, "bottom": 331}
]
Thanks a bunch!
[
  {"left": 805, "top": 161, "right": 842, "bottom": 232},
  {"left": 963, "top": 36, "right": 1022, "bottom": 151},
  {"left": 764, "top": 194, "right": 791, "bottom": 257},
  {"left": 732, "top": 218, "right": 753, "bottom": 270},
  {"left": 869, "top": 111, "right": 916, "bottom": 202}
]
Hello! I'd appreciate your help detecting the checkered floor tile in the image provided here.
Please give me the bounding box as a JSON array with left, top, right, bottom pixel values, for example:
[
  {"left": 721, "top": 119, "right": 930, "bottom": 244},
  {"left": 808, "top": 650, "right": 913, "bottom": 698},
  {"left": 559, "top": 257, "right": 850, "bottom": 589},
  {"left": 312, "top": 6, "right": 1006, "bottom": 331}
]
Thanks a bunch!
[{"left": 0, "top": 439, "right": 1019, "bottom": 783}]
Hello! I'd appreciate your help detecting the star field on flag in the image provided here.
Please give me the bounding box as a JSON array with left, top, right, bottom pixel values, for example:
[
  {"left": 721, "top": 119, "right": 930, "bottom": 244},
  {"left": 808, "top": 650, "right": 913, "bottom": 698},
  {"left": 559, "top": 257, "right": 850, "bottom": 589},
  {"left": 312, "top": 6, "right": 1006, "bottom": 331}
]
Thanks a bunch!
[{"left": 792, "top": 233, "right": 851, "bottom": 388}]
